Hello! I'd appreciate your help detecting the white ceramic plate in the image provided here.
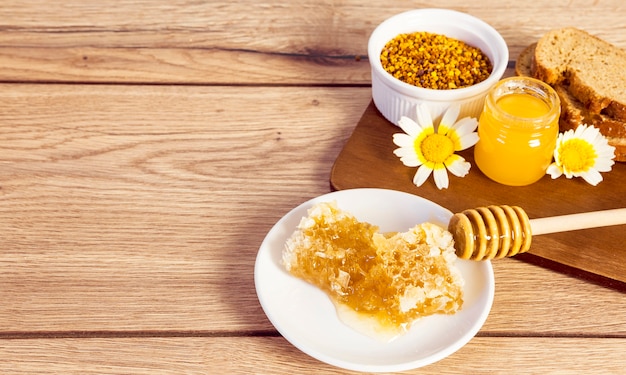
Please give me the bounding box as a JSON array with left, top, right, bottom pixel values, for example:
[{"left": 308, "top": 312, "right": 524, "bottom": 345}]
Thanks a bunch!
[{"left": 254, "top": 188, "right": 494, "bottom": 373}]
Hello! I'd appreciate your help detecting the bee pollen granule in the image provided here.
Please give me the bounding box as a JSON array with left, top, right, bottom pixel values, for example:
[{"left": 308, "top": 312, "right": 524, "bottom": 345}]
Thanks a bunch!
[{"left": 380, "top": 31, "right": 493, "bottom": 90}]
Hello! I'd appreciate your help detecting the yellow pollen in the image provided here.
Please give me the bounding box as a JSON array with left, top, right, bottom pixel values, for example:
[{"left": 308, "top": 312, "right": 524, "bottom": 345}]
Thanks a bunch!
[
  {"left": 418, "top": 133, "right": 454, "bottom": 163},
  {"left": 559, "top": 138, "right": 597, "bottom": 172}
]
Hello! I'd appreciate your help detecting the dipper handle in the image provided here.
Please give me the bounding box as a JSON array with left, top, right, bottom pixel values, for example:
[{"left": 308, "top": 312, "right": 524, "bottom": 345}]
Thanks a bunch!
[
  {"left": 529, "top": 208, "right": 626, "bottom": 235},
  {"left": 448, "top": 206, "right": 626, "bottom": 261}
]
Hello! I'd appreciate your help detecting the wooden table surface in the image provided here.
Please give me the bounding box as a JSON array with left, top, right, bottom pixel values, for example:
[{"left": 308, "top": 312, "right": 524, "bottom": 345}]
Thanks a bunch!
[{"left": 1, "top": 1, "right": 624, "bottom": 374}]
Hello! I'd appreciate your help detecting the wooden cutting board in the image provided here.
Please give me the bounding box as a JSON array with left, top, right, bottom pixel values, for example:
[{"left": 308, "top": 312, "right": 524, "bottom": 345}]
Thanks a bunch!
[{"left": 331, "top": 101, "right": 626, "bottom": 289}]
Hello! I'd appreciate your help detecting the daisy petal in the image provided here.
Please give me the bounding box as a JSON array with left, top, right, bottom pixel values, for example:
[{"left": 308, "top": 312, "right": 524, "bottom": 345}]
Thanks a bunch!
[
  {"left": 551, "top": 124, "right": 615, "bottom": 185},
  {"left": 580, "top": 169, "right": 603, "bottom": 186},
  {"left": 393, "top": 148, "right": 421, "bottom": 167},
  {"left": 581, "top": 124, "right": 599, "bottom": 139},
  {"left": 450, "top": 116, "right": 478, "bottom": 136},
  {"left": 457, "top": 132, "right": 480, "bottom": 150},
  {"left": 401, "top": 156, "right": 421, "bottom": 167},
  {"left": 594, "top": 158, "right": 615, "bottom": 172},
  {"left": 392, "top": 103, "right": 480, "bottom": 189},
  {"left": 597, "top": 145, "right": 616, "bottom": 159},
  {"left": 546, "top": 163, "right": 563, "bottom": 179},
  {"left": 392, "top": 133, "right": 415, "bottom": 148},
  {"left": 561, "top": 129, "right": 574, "bottom": 142},
  {"left": 563, "top": 169, "right": 575, "bottom": 179},
  {"left": 393, "top": 146, "right": 413, "bottom": 158},
  {"left": 439, "top": 105, "right": 460, "bottom": 130},
  {"left": 412, "top": 165, "right": 432, "bottom": 187},
  {"left": 574, "top": 124, "right": 588, "bottom": 138},
  {"left": 397, "top": 117, "right": 421, "bottom": 137},
  {"left": 401, "top": 157, "right": 421, "bottom": 167},
  {"left": 433, "top": 167, "right": 449, "bottom": 189},
  {"left": 415, "top": 103, "right": 434, "bottom": 129},
  {"left": 445, "top": 155, "right": 471, "bottom": 177}
]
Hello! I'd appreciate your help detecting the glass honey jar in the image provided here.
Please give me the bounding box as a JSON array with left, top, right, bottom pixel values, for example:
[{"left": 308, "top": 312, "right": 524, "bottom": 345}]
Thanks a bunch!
[{"left": 474, "top": 76, "right": 560, "bottom": 186}]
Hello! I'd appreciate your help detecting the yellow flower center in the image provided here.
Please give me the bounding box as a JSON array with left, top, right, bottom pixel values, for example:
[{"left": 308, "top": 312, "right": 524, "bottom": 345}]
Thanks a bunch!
[
  {"left": 559, "top": 138, "right": 597, "bottom": 172},
  {"left": 418, "top": 133, "right": 454, "bottom": 163}
]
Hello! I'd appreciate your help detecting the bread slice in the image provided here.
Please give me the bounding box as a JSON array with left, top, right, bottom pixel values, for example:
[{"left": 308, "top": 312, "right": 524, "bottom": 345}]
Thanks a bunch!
[
  {"left": 555, "top": 84, "right": 626, "bottom": 161},
  {"left": 283, "top": 201, "right": 464, "bottom": 340},
  {"left": 514, "top": 42, "right": 536, "bottom": 77},
  {"left": 516, "top": 41, "right": 626, "bottom": 161},
  {"left": 533, "top": 27, "right": 626, "bottom": 120}
]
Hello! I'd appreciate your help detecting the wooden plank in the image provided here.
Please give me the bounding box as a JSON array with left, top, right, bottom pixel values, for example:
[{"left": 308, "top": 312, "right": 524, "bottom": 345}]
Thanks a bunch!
[
  {"left": 1, "top": 85, "right": 625, "bottom": 336},
  {"left": 0, "top": 84, "right": 366, "bottom": 332},
  {"left": 330, "top": 97, "right": 626, "bottom": 285},
  {"left": 0, "top": 1, "right": 624, "bottom": 84},
  {"left": 1, "top": 336, "right": 625, "bottom": 374},
  {"left": 0, "top": 46, "right": 368, "bottom": 84},
  {"left": 1, "top": 1, "right": 625, "bottom": 373}
]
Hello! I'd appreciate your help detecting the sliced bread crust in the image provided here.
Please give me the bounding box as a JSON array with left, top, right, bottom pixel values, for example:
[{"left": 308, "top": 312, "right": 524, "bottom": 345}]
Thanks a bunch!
[
  {"left": 533, "top": 27, "right": 626, "bottom": 121},
  {"left": 516, "top": 41, "right": 626, "bottom": 161},
  {"left": 554, "top": 84, "right": 626, "bottom": 161},
  {"left": 514, "top": 42, "right": 536, "bottom": 77}
]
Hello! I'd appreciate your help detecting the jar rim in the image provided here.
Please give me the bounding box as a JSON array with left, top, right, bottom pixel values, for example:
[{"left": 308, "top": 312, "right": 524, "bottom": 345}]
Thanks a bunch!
[{"left": 484, "top": 76, "right": 561, "bottom": 129}]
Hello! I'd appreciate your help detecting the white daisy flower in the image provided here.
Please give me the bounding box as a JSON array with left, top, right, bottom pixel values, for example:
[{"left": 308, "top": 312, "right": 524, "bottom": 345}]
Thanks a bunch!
[
  {"left": 392, "top": 103, "right": 479, "bottom": 190},
  {"left": 547, "top": 124, "right": 615, "bottom": 186}
]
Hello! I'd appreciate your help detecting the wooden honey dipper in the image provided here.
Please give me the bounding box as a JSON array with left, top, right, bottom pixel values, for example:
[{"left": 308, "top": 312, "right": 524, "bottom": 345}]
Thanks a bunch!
[{"left": 448, "top": 206, "right": 626, "bottom": 261}]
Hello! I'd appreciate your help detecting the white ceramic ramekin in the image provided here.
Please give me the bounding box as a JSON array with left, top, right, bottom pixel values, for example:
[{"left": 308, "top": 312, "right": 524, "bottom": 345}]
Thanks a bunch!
[{"left": 368, "top": 8, "right": 509, "bottom": 125}]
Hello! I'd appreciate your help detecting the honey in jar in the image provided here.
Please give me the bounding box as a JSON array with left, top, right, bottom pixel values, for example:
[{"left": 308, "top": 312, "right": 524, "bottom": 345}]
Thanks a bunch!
[{"left": 474, "top": 76, "right": 560, "bottom": 186}]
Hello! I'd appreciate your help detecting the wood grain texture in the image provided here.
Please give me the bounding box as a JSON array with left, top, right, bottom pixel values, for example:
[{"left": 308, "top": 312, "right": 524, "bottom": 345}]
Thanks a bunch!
[
  {"left": 331, "top": 100, "right": 626, "bottom": 284},
  {"left": 1, "top": 86, "right": 624, "bottom": 337},
  {"left": 1, "top": 337, "right": 625, "bottom": 374},
  {"left": 0, "top": 0, "right": 624, "bottom": 84},
  {"left": 0, "top": 84, "right": 366, "bottom": 332},
  {"left": 1, "top": 1, "right": 626, "bottom": 373}
]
